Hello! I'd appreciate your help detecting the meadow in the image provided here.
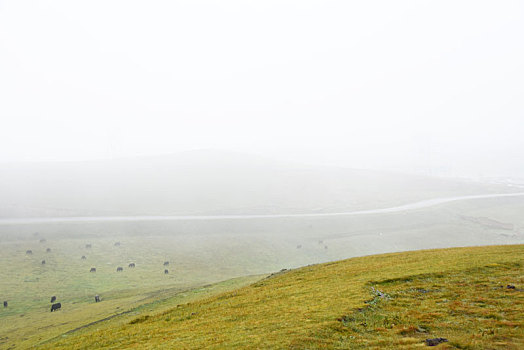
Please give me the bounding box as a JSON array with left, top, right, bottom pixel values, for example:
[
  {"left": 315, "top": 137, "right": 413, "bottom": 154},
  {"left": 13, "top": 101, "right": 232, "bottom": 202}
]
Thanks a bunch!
[
  {"left": 0, "top": 232, "right": 269, "bottom": 349},
  {"left": 1, "top": 195, "right": 523, "bottom": 348},
  {"left": 41, "top": 245, "right": 524, "bottom": 349}
]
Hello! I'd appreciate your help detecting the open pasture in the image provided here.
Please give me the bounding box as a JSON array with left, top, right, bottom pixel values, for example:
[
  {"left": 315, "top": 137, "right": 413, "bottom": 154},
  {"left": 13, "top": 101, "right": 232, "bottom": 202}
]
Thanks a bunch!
[
  {"left": 41, "top": 245, "right": 524, "bottom": 349},
  {"left": 1, "top": 195, "right": 523, "bottom": 348},
  {"left": 0, "top": 230, "right": 265, "bottom": 348}
]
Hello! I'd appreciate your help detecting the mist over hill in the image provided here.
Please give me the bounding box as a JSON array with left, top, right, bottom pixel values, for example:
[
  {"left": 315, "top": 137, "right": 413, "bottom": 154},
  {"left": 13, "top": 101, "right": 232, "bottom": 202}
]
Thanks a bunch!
[{"left": 0, "top": 150, "right": 515, "bottom": 218}]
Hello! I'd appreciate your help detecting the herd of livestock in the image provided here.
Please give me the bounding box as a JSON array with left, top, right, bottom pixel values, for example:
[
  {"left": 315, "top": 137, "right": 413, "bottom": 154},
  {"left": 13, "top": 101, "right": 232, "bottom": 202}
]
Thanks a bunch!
[{"left": 3, "top": 239, "right": 171, "bottom": 312}]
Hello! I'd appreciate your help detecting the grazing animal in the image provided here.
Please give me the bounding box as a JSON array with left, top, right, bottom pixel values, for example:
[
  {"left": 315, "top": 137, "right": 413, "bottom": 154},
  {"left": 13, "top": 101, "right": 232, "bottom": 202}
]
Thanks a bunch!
[
  {"left": 46, "top": 248, "right": 51, "bottom": 253},
  {"left": 163, "top": 261, "right": 169, "bottom": 266},
  {"left": 50, "top": 303, "right": 61, "bottom": 312},
  {"left": 41, "top": 260, "right": 46, "bottom": 265},
  {"left": 26, "top": 250, "right": 33, "bottom": 255},
  {"left": 164, "top": 269, "right": 169, "bottom": 274},
  {"left": 51, "top": 296, "right": 56, "bottom": 303},
  {"left": 318, "top": 240, "right": 323, "bottom": 244},
  {"left": 116, "top": 267, "right": 123, "bottom": 272},
  {"left": 95, "top": 295, "right": 100, "bottom": 302},
  {"left": 90, "top": 267, "right": 96, "bottom": 272},
  {"left": 425, "top": 338, "right": 448, "bottom": 346},
  {"left": 3, "top": 301, "right": 7, "bottom": 308},
  {"left": 114, "top": 242, "right": 120, "bottom": 246},
  {"left": 128, "top": 263, "right": 135, "bottom": 268},
  {"left": 296, "top": 245, "right": 302, "bottom": 249},
  {"left": 324, "top": 245, "right": 328, "bottom": 250},
  {"left": 85, "top": 244, "right": 92, "bottom": 249},
  {"left": 81, "top": 255, "right": 86, "bottom": 260}
]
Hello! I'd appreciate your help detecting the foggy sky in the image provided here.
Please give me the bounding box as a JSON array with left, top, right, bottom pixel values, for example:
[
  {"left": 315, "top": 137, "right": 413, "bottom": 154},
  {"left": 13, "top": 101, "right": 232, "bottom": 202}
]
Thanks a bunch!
[{"left": 0, "top": 1, "right": 523, "bottom": 177}]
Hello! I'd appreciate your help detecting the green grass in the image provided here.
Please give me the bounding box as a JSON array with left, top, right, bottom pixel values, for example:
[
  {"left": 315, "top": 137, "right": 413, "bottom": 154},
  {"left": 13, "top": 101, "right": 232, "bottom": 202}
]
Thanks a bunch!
[
  {"left": 2, "top": 195, "right": 523, "bottom": 349},
  {"left": 0, "top": 234, "right": 270, "bottom": 349},
  {"left": 0, "top": 273, "right": 262, "bottom": 349},
  {"left": 40, "top": 245, "right": 523, "bottom": 349}
]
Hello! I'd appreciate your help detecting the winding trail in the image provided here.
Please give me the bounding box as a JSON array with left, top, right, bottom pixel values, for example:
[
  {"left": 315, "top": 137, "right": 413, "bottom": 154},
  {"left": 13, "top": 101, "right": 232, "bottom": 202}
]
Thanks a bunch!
[{"left": 1, "top": 192, "right": 524, "bottom": 225}]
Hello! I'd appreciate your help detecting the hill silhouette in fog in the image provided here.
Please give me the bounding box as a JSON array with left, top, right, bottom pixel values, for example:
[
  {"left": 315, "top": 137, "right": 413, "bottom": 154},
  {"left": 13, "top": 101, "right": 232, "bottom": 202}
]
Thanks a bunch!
[{"left": 0, "top": 150, "right": 515, "bottom": 218}]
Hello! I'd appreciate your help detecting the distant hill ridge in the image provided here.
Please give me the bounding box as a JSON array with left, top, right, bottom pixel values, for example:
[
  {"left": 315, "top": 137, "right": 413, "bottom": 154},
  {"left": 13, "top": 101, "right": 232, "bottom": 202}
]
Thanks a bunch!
[{"left": 0, "top": 150, "right": 516, "bottom": 218}]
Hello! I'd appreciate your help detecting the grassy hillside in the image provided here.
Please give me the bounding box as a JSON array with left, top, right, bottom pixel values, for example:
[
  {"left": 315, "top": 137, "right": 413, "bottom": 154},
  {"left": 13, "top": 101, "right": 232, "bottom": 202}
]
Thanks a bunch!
[
  {"left": 0, "top": 232, "right": 271, "bottom": 350},
  {"left": 0, "top": 274, "right": 262, "bottom": 350},
  {"left": 41, "top": 245, "right": 523, "bottom": 349},
  {"left": 2, "top": 194, "right": 523, "bottom": 349}
]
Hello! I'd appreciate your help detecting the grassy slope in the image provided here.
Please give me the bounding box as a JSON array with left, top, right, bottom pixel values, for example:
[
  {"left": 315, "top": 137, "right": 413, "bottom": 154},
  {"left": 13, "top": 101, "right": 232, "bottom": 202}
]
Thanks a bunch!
[
  {"left": 0, "top": 231, "right": 306, "bottom": 343},
  {"left": 0, "top": 273, "right": 263, "bottom": 350},
  {"left": 42, "top": 245, "right": 523, "bottom": 349}
]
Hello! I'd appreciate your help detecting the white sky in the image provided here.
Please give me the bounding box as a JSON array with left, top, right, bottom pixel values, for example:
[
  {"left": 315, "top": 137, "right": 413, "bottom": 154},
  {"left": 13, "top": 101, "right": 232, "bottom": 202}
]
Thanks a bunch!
[{"left": 0, "top": 1, "right": 523, "bottom": 177}]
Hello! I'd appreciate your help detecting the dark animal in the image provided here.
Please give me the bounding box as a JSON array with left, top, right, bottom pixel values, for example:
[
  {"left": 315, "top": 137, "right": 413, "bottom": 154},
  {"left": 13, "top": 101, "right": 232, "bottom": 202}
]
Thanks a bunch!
[
  {"left": 318, "top": 240, "right": 323, "bottom": 244},
  {"left": 46, "top": 248, "right": 51, "bottom": 253},
  {"left": 114, "top": 242, "right": 120, "bottom": 246},
  {"left": 41, "top": 260, "right": 46, "bottom": 265},
  {"left": 95, "top": 295, "right": 100, "bottom": 302},
  {"left": 51, "top": 296, "right": 56, "bottom": 303},
  {"left": 128, "top": 263, "right": 135, "bottom": 268},
  {"left": 50, "top": 303, "right": 61, "bottom": 312},
  {"left": 163, "top": 261, "right": 169, "bottom": 266},
  {"left": 26, "top": 250, "right": 33, "bottom": 255},
  {"left": 3, "top": 301, "right": 7, "bottom": 308},
  {"left": 425, "top": 338, "right": 448, "bottom": 346},
  {"left": 324, "top": 245, "right": 328, "bottom": 250},
  {"left": 116, "top": 267, "right": 123, "bottom": 272},
  {"left": 164, "top": 269, "right": 169, "bottom": 274},
  {"left": 90, "top": 267, "right": 96, "bottom": 272},
  {"left": 296, "top": 245, "right": 302, "bottom": 249},
  {"left": 40, "top": 238, "right": 46, "bottom": 243},
  {"left": 507, "top": 284, "right": 516, "bottom": 289},
  {"left": 81, "top": 255, "right": 86, "bottom": 260},
  {"left": 85, "top": 244, "right": 92, "bottom": 249}
]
